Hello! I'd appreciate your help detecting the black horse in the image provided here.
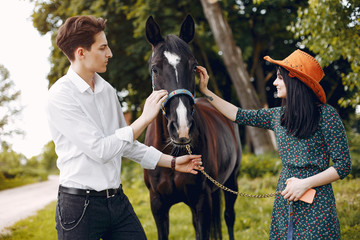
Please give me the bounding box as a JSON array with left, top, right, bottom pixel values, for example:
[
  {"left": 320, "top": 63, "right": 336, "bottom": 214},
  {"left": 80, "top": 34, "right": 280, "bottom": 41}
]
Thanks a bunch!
[{"left": 144, "top": 15, "right": 242, "bottom": 240}]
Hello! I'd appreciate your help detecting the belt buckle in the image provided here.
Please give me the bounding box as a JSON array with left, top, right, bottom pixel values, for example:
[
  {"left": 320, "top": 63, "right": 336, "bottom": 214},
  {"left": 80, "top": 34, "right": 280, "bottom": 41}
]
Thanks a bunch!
[{"left": 106, "top": 189, "right": 115, "bottom": 198}]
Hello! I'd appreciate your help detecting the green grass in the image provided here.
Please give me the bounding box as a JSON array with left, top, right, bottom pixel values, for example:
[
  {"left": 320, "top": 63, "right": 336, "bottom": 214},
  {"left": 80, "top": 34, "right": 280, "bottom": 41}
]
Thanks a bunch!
[
  {"left": 0, "top": 176, "right": 46, "bottom": 191},
  {"left": 1, "top": 171, "right": 359, "bottom": 240},
  {"left": 0, "top": 201, "right": 56, "bottom": 240}
]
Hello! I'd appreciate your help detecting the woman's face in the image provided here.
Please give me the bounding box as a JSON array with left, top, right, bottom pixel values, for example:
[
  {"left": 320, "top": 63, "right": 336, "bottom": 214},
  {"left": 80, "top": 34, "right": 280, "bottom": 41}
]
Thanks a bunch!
[{"left": 273, "top": 69, "right": 287, "bottom": 99}]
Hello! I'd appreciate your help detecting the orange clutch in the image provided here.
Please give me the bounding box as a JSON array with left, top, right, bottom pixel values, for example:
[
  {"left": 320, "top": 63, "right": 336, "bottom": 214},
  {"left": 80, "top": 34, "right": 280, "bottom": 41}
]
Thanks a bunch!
[
  {"left": 287, "top": 180, "right": 316, "bottom": 204},
  {"left": 299, "top": 188, "right": 316, "bottom": 204}
]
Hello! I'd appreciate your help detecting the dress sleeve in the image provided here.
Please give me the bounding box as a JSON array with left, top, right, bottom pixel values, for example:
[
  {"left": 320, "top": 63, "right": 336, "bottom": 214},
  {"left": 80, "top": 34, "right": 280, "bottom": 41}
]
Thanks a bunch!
[
  {"left": 321, "top": 105, "right": 352, "bottom": 179},
  {"left": 234, "top": 107, "right": 278, "bottom": 130}
]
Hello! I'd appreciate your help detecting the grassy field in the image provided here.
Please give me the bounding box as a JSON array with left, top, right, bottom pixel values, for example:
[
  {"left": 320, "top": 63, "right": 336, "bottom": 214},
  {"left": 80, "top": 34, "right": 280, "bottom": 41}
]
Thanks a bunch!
[{"left": 1, "top": 164, "right": 359, "bottom": 240}]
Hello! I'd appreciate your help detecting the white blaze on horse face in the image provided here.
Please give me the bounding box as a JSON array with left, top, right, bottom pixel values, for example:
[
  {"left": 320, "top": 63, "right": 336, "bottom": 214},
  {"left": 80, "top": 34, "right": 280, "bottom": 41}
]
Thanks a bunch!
[
  {"left": 176, "top": 99, "right": 190, "bottom": 139},
  {"left": 164, "top": 51, "right": 180, "bottom": 83}
]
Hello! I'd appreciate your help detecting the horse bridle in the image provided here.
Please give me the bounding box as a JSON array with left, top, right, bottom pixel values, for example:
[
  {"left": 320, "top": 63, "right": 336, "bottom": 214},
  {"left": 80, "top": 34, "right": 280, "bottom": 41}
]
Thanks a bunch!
[{"left": 152, "top": 70, "right": 196, "bottom": 116}]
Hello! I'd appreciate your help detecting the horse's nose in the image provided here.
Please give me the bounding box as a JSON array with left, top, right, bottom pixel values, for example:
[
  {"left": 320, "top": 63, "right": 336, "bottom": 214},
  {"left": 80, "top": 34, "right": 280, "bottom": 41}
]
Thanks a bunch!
[
  {"left": 178, "top": 137, "right": 191, "bottom": 145},
  {"left": 169, "top": 120, "right": 190, "bottom": 141},
  {"left": 178, "top": 124, "right": 190, "bottom": 139}
]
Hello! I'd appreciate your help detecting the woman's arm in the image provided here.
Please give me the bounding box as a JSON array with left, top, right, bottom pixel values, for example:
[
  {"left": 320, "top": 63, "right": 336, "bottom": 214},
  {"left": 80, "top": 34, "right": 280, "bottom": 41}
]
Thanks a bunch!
[{"left": 197, "top": 66, "right": 238, "bottom": 121}]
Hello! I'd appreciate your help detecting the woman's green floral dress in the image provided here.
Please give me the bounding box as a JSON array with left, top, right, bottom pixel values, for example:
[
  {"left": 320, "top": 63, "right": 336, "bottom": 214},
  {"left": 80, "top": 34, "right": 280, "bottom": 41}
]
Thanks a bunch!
[{"left": 235, "top": 104, "right": 351, "bottom": 240}]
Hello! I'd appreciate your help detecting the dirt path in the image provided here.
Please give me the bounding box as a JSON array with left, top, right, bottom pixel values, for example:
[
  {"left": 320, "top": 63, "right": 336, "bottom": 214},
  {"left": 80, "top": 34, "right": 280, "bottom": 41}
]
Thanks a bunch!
[{"left": 0, "top": 175, "right": 59, "bottom": 233}]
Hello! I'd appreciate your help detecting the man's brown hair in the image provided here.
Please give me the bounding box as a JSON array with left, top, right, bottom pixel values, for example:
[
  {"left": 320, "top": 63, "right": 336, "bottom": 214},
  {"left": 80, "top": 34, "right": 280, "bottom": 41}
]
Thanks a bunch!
[{"left": 56, "top": 16, "right": 107, "bottom": 61}]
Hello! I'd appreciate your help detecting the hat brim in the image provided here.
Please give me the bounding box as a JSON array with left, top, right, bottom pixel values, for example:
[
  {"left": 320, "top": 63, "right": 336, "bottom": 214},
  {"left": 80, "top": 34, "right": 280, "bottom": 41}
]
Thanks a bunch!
[{"left": 264, "top": 56, "right": 326, "bottom": 103}]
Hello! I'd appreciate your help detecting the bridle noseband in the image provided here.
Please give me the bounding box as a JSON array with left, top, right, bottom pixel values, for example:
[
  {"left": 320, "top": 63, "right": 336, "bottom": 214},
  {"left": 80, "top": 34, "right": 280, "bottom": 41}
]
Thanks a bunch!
[{"left": 152, "top": 70, "right": 196, "bottom": 116}]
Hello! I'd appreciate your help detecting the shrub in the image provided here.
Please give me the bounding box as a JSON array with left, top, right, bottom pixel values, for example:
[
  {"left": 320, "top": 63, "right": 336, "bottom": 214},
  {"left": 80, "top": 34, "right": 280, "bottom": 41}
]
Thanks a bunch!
[{"left": 239, "top": 152, "right": 282, "bottom": 178}]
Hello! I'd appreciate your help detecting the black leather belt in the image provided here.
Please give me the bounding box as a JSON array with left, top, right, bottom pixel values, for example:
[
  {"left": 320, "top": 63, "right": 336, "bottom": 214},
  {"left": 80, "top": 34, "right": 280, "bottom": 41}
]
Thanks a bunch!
[{"left": 59, "top": 185, "right": 122, "bottom": 198}]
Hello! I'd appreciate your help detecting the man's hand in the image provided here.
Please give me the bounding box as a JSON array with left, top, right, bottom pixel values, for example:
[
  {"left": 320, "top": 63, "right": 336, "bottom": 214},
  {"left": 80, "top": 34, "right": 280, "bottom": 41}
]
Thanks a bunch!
[
  {"left": 175, "top": 155, "right": 203, "bottom": 175},
  {"left": 157, "top": 154, "right": 203, "bottom": 175},
  {"left": 130, "top": 90, "right": 167, "bottom": 140},
  {"left": 141, "top": 90, "right": 168, "bottom": 124}
]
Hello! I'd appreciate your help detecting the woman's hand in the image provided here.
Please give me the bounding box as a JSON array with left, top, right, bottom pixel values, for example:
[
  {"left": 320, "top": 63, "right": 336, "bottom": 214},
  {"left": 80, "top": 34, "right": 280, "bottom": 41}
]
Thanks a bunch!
[
  {"left": 141, "top": 90, "right": 168, "bottom": 124},
  {"left": 175, "top": 155, "right": 203, "bottom": 175},
  {"left": 196, "top": 66, "right": 209, "bottom": 94},
  {"left": 281, "top": 177, "right": 310, "bottom": 202}
]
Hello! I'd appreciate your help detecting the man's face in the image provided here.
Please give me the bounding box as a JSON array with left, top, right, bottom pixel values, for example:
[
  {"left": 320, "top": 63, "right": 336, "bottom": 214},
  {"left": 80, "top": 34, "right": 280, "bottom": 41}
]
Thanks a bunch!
[{"left": 83, "top": 31, "right": 112, "bottom": 73}]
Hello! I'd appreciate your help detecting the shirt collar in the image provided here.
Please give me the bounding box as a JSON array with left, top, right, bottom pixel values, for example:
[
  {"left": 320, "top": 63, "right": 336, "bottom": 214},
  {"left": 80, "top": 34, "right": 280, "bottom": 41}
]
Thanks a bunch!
[
  {"left": 67, "top": 67, "right": 105, "bottom": 94},
  {"left": 93, "top": 72, "right": 105, "bottom": 94}
]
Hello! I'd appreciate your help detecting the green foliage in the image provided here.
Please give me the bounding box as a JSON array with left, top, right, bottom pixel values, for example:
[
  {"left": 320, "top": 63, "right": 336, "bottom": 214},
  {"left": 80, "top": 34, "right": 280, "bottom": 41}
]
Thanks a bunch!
[
  {"left": 333, "top": 177, "right": 360, "bottom": 239},
  {"left": 30, "top": 0, "right": 214, "bottom": 112},
  {"left": 0, "top": 65, "right": 22, "bottom": 144},
  {"left": 38, "top": 141, "right": 58, "bottom": 173},
  {"left": 0, "top": 144, "right": 23, "bottom": 170},
  {"left": 0, "top": 173, "right": 48, "bottom": 191},
  {"left": 240, "top": 152, "right": 282, "bottom": 178},
  {"left": 31, "top": 0, "right": 358, "bottom": 129},
  {"left": 290, "top": 0, "right": 360, "bottom": 108},
  {"left": 0, "top": 144, "right": 49, "bottom": 190},
  {"left": 0, "top": 147, "right": 48, "bottom": 190},
  {"left": 343, "top": 114, "right": 360, "bottom": 178},
  {"left": 347, "top": 132, "right": 360, "bottom": 178}
]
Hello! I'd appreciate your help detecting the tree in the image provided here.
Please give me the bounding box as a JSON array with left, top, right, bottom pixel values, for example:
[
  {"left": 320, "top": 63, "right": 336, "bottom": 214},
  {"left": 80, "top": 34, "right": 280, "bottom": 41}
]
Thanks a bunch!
[
  {"left": 39, "top": 141, "right": 58, "bottom": 172},
  {"left": 0, "top": 143, "right": 22, "bottom": 170},
  {"left": 199, "top": 0, "right": 275, "bottom": 154},
  {"left": 0, "top": 64, "right": 22, "bottom": 147},
  {"left": 289, "top": 0, "right": 360, "bottom": 108},
  {"left": 31, "top": 0, "right": 276, "bottom": 154},
  {"left": 31, "top": 0, "right": 355, "bottom": 154}
]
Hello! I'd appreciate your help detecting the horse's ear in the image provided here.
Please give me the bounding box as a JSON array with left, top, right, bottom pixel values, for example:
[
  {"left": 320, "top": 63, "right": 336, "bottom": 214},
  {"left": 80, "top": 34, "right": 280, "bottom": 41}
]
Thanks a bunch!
[
  {"left": 179, "top": 14, "right": 195, "bottom": 43},
  {"left": 146, "top": 16, "right": 164, "bottom": 47}
]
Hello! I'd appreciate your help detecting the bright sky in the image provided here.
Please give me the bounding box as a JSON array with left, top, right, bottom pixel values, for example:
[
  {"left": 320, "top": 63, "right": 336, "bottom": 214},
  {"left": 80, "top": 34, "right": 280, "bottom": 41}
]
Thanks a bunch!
[{"left": 0, "top": 0, "right": 52, "bottom": 158}]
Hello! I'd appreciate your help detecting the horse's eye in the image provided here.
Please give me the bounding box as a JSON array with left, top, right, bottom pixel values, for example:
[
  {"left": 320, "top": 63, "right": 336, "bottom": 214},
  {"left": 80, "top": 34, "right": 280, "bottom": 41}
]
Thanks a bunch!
[{"left": 151, "top": 66, "right": 158, "bottom": 75}]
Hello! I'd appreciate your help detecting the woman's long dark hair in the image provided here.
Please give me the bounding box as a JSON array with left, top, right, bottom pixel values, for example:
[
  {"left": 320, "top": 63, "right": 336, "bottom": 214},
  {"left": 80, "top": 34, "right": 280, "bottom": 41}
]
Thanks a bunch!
[{"left": 278, "top": 66, "right": 322, "bottom": 139}]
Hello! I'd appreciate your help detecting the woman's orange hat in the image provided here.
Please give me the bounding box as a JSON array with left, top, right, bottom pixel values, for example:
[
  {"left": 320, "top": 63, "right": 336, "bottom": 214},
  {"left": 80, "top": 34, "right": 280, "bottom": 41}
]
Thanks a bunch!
[{"left": 264, "top": 49, "right": 326, "bottom": 103}]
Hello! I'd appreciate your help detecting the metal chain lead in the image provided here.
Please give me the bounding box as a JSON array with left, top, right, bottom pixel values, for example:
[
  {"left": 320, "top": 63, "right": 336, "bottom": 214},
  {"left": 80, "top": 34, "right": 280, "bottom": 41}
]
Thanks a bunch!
[{"left": 186, "top": 144, "right": 280, "bottom": 198}]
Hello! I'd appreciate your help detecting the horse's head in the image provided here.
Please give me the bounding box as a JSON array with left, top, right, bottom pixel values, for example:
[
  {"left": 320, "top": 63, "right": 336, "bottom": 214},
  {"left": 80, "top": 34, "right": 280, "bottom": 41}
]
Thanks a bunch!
[{"left": 146, "top": 15, "right": 198, "bottom": 148}]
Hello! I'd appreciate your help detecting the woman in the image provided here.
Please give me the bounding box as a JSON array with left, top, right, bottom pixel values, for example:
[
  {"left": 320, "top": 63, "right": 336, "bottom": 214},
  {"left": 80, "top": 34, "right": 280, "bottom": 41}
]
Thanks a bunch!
[{"left": 197, "top": 49, "right": 351, "bottom": 239}]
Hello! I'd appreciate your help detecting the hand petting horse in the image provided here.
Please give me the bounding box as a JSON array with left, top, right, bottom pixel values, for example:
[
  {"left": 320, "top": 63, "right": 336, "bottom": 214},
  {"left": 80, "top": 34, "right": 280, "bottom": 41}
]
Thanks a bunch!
[{"left": 144, "top": 15, "right": 242, "bottom": 240}]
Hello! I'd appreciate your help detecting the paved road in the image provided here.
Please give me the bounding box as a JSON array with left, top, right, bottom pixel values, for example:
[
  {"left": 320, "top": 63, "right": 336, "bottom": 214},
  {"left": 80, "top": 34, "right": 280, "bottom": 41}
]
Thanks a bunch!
[{"left": 0, "top": 175, "right": 59, "bottom": 233}]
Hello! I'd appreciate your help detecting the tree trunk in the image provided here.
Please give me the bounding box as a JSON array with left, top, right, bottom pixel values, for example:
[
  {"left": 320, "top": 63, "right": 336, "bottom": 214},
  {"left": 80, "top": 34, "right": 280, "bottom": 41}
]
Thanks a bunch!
[
  {"left": 200, "top": 0, "right": 275, "bottom": 154},
  {"left": 193, "top": 37, "right": 222, "bottom": 97}
]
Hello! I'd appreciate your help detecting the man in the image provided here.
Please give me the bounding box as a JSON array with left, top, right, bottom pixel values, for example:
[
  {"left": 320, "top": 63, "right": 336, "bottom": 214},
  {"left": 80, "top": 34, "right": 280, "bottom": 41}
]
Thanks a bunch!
[{"left": 46, "top": 15, "right": 202, "bottom": 240}]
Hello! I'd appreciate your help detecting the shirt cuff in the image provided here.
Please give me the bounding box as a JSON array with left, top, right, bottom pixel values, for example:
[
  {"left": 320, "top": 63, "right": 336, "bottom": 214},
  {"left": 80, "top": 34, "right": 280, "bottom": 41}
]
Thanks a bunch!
[
  {"left": 141, "top": 146, "right": 162, "bottom": 169},
  {"left": 115, "top": 126, "right": 134, "bottom": 143}
]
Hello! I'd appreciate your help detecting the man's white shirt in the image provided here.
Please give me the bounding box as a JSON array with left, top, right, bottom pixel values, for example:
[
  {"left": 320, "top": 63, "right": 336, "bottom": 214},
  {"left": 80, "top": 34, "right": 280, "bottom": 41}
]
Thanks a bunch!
[{"left": 46, "top": 67, "right": 162, "bottom": 191}]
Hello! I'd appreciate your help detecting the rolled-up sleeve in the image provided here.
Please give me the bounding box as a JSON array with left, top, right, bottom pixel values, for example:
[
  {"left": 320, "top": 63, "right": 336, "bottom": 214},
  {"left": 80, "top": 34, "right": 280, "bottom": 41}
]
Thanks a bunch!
[
  {"left": 321, "top": 105, "right": 352, "bottom": 179},
  {"left": 115, "top": 127, "right": 161, "bottom": 169}
]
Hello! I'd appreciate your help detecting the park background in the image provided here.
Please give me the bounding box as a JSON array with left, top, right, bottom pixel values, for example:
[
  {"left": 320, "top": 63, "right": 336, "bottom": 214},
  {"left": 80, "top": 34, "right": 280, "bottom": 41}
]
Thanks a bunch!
[{"left": 0, "top": 0, "right": 359, "bottom": 239}]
